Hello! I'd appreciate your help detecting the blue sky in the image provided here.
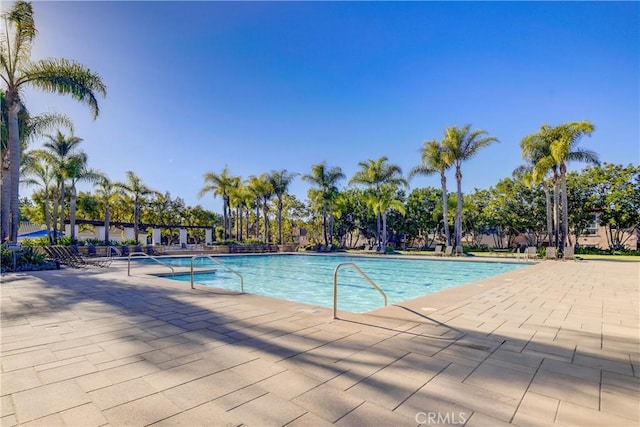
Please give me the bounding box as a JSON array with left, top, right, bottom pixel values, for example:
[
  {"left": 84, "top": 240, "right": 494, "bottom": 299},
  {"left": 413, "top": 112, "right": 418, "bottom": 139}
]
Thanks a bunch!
[{"left": 16, "top": 1, "right": 640, "bottom": 213}]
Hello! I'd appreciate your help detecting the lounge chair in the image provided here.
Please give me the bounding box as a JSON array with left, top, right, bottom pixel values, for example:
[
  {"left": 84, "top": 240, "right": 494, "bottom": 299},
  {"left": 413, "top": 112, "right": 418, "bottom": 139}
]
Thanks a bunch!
[
  {"left": 524, "top": 246, "right": 538, "bottom": 261},
  {"left": 444, "top": 245, "right": 453, "bottom": 256},
  {"left": 545, "top": 247, "right": 557, "bottom": 260},
  {"left": 562, "top": 246, "right": 576, "bottom": 260},
  {"left": 51, "top": 246, "right": 112, "bottom": 268},
  {"left": 433, "top": 245, "right": 443, "bottom": 256},
  {"left": 455, "top": 245, "right": 464, "bottom": 256}
]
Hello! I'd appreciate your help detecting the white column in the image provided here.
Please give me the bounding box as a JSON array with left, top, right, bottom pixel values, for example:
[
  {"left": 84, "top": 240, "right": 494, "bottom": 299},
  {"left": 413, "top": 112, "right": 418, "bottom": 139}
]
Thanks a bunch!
[
  {"left": 64, "top": 225, "right": 79, "bottom": 238},
  {"left": 95, "top": 226, "right": 106, "bottom": 241},
  {"left": 152, "top": 228, "right": 162, "bottom": 245},
  {"left": 123, "top": 227, "right": 135, "bottom": 241},
  {"left": 179, "top": 229, "right": 188, "bottom": 246},
  {"left": 205, "top": 229, "right": 212, "bottom": 245}
]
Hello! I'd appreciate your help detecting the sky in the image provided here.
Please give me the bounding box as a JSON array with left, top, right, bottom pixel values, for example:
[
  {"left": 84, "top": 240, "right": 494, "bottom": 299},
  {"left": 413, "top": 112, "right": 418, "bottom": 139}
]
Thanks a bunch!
[{"left": 12, "top": 1, "right": 640, "bottom": 214}]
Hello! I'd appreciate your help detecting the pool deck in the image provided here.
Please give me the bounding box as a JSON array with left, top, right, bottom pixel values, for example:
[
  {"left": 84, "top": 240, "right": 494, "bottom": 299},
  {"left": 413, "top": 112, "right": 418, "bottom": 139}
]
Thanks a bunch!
[{"left": 1, "top": 258, "right": 638, "bottom": 426}]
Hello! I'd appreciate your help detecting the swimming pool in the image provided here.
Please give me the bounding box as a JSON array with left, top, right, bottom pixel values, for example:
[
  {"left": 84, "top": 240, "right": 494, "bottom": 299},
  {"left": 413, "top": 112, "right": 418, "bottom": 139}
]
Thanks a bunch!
[{"left": 146, "top": 254, "right": 528, "bottom": 313}]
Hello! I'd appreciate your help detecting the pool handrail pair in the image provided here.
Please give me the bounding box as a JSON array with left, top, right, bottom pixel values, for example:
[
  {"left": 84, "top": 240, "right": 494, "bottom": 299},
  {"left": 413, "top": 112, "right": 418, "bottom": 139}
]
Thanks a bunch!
[
  {"left": 190, "top": 255, "right": 244, "bottom": 292},
  {"left": 127, "top": 252, "right": 175, "bottom": 276},
  {"left": 333, "top": 262, "right": 387, "bottom": 319}
]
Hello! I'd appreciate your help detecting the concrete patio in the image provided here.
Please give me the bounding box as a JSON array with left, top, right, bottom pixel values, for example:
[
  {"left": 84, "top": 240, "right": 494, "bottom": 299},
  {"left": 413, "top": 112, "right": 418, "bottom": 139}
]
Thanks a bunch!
[{"left": 1, "top": 258, "right": 638, "bottom": 426}]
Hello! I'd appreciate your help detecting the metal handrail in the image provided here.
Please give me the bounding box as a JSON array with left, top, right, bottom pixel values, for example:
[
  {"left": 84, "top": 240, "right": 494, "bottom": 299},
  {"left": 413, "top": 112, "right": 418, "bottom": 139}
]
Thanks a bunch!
[
  {"left": 108, "top": 246, "right": 121, "bottom": 257},
  {"left": 190, "top": 255, "right": 244, "bottom": 292},
  {"left": 127, "top": 252, "right": 175, "bottom": 276},
  {"left": 333, "top": 262, "right": 387, "bottom": 319}
]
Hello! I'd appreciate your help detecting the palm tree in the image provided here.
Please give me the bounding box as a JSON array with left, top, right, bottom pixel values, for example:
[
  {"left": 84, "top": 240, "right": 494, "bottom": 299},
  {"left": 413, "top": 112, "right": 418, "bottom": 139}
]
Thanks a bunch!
[
  {"left": 529, "top": 121, "right": 598, "bottom": 251},
  {"left": 519, "top": 131, "right": 556, "bottom": 247},
  {"left": 302, "top": 162, "right": 345, "bottom": 247},
  {"left": 409, "top": 139, "right": 453, "bottom": 246},
  {"left": 199, "top": 165, "right": 238, "bottom": 241},
  {"left": 350, "top": 156, "right": 407, "bottom": 251},
  {"left": 66, "top": 154, "right": 101, "bottom": 241},
  {"left": 21, "top": 152, "right": 55, "bottom": 242},
  {"left": 364, "top": 184, "right": 406, "bottom": 252},
  {"left": 39, "top": 130, "right": 84, "bottom": 241},
  {"left": 1, "top": 89, "right": 73, "bottom": 241},
  {"left": 116, "top": 171, "right": 155, "bottom": 243},
  {"left": 94, "top": 175, "right": 117, "bottom": 244},
  {"left": 269, "top": 169, "right": 298, "bottom": 244},
  {"left": 247, "top": 175, "right": 267, "bottom": 240},
  {"left": 443, "top": 125, "right": 498, "bottom": 253},
  {"left": 256, "top": 173, "right": 274, "bottom": 243},
  {"left": 1, "top": 1, "right": 106, "bottom": 242}
]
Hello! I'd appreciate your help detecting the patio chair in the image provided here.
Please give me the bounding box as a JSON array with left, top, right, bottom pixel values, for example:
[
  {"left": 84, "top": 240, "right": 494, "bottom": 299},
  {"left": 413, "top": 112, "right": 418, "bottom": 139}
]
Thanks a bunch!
[
  {"left": 524, "top": 246, "right": 538, "bottom": 261},
  {"left": 444, "top": 245, "right": 453, "bottom": 256},
  {"left": 433, "top": 245, "right": 443, "bottom": 256},
  {"left": 562, "top": 246, "right": 576, "bottom": 260},
  {"left": 545, "top": 247, "right": 557, "bottom": 260}
]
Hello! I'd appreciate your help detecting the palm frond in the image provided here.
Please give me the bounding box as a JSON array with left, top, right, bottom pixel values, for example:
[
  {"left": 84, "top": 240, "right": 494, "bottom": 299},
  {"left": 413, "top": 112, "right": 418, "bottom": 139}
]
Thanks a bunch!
[{"left": 21, "top": 58, "right": 106, "bottom": 119}]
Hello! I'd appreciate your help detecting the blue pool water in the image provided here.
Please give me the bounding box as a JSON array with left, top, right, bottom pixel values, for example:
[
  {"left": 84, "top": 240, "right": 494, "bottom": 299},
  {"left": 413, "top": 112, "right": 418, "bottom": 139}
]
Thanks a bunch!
[{"left": 146, "top": 254, "right": 528, "bottom": 313}]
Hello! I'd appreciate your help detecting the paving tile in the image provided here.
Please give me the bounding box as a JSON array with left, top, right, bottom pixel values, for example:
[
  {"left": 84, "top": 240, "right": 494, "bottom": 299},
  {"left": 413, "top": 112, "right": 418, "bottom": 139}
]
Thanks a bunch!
[
  {"left": 419, "top": 376, "right": 518, "bottom": 422},
  {"left": 334, "top": 401, "right": 415, "bottom": 426},
  {"left": 103, "top": 393, "right": 181, "bottom": 426},
  {"left": 464, "top": 412, "right": 512, "bottom": 427},
  {"left": 284, "top": 411, "right": 334, "bottom": 427},
  {"left": 573, "top": 352, "right": 634, "bottom": 376},
  {"left": 11, "top": 380, "right": 90, "bottom": 423},
  {"left": 601, "top": 370, "right": 640, "bottom": 393},
  {"left": 512, "top": 391, "right": 559, "bottom": 427},
  {"left": 529, "top": 363, "right": 600, "bottom": 410},
  {"left": 59, "top": 403, "right": 108, "bottom": 427},
  {"left": 150, "top": 401, "right": 243, "bottom": 426},
  {"left": 161, "top": 370, "right": 252, "bottom": 410},
  {"left": 228, "top": 392, "right": 306, "bottom": 426},
  {"left": 0, "top": 414, "right": 17, "bottom": 426},
  {"left": 213, "top": 384, "right": 268, "bottom": 411},
  {"left": 22, "top": 413, "right": 65, "bottom": 426},
  {"left": 1, "top": 395, "right": 14, "bottom": 416},
  {"left": 0, "top": 367, "right": 42, "bottom": 395},
  {"left": 88, "top": 377, "right": 158, "bottom": 410},
  {"left": 1, "top": 348, "right": 58, "bottom": 371},
  {"left": 556, "top": 400, "right": 638, "bottom": 426},
  {"left": 292, "top": 384, "right": 364, "bottom": 423},
  {"left": 464, "top": 360, "right": 534, "bottom": 400},
  {"left": 228, "top": 358, "right": 287, "bottom": 383},
  {"left": 600, "top": 381, "right": 640, "bottom": 421},
  {"left": 101, "top": 360, "right": 159, "bottom": 384},
  {"left": 99, "top": 337, "right": 156, "bottom": 358},
  {"left": 256, "top": 369, "right": 322, "bottom": 400},
  {"left": 395, "top": 390, "right": 473, "bottom": 424},
  {"left": 38, "top": 360, "right": 97, "bottom": 384}
]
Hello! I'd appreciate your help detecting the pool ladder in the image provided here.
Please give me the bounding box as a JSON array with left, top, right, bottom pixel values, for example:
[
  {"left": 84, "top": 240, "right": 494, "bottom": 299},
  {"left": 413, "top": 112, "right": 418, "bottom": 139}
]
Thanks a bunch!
[
  {"left": 190, "top": 255, "right": 244, "bottom": 292},
  {"left": 127, "top": 252, "right": 175, "bottom": 276},
  {"left": 333, "top": 262, "right": 387, "bottom": 319}
]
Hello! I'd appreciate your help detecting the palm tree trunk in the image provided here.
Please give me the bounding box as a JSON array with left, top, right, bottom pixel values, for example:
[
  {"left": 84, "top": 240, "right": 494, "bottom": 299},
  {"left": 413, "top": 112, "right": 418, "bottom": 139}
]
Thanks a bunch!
[
  {"left": 59, "top": 180, "right": 66, "bottom": 239},
  {"left": 222, "top": 199, "right": 228, "bottom": 241},
  {"left": 329, "top": 201, "right": 334, "bottom": 246},
  {"left": 134, "top": 200, "right": 140, "bottom": 243},
  {"left": 553, "top": 178, "right": 560, "bottom": 249},
  {"left": 8, "top": 100, "right": 21, "bottom": 242},
  {"left": 544, "top": 183, "right": 553, "bottom": 247},
  {"left": 277, "top": 199, "right": 283, "bottom": 244},
  {"left": 255, "top": 202, "right": 260, "bottom": 240},
  {"left": 440, "top": 172, "right": 450, "bottom": 246},
  {"left": 1, "top": 160, "right": 10, "bottom": 242},
  {"left": 69, "top": 185, "right": 77, "bottom": 241},
  {"left": 381, "top": 210, "right": 388, "bottom": 252},
  {"left": 560, "top": 171, "right": 569, "bottom": 251},
  {"left": 455, "top": 165, "right": 463, "bottom": 249},
  {"left": 104, "top": 205, "right": 110, "bottom": 244},
  {"left": 52, "top": 188, "right": 60, "bottom": 243},
  {"left": 44, "top": 191, "right": 52, "bottom": 243},
  {"left": 322, "top": 201, "right": 328, "bottom": 246}
]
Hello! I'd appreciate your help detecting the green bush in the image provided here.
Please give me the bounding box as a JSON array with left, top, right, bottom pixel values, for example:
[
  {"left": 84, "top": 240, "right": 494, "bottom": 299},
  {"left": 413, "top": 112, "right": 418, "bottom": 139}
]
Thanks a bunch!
[{"left": 1, "top": 244, "right": 52, "bottom": 272}]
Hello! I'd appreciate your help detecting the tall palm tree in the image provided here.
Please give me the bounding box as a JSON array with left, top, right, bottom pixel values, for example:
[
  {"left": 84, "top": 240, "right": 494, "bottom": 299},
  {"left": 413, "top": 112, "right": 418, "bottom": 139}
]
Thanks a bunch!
[
  {"left": 247, "top": 175, "right": 268, "bottom": 240},
  {"left": 21, "top": 152, "right": 55, "bottom": 242},
  {"left": 530, "top": 121, "right": 598, "bottom": 250},
  {"left": 1, "top": 89, "right": 73, "bottom": 241},
  {"left": 116, "top": 171, "right": 155, "bottom": 243},
  {"left": 443, "top": 125, "right": 498, "bottom": 252},
  {"left": 94, "top": 175, "right": 117, "bottom": 244},
  {"left": 1, "top": 0, "right": 106, "bottom": 242},
  {"left": 302, "top": 162, "right": 345, "bottom": 247},
  {"left": 199, "top": 165, "right": 238, "bottom": 241},
  {"left": 269, "top": 169, "right": 298, "bottom": 244},
  {"left": 409, "top": 139, "right": 453, "bottom": 246},
  {"left": 350, "top": 156, "right": 407, "bottom": 250},
  {"left": 256, "top": 173, "right": 274, "bottom": 243},
  {"left": 66, "top": 154, "right": 101, "bottom": 241},
  {"left": 39, "top": 130, "right": 84, "bottom": 241}
]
